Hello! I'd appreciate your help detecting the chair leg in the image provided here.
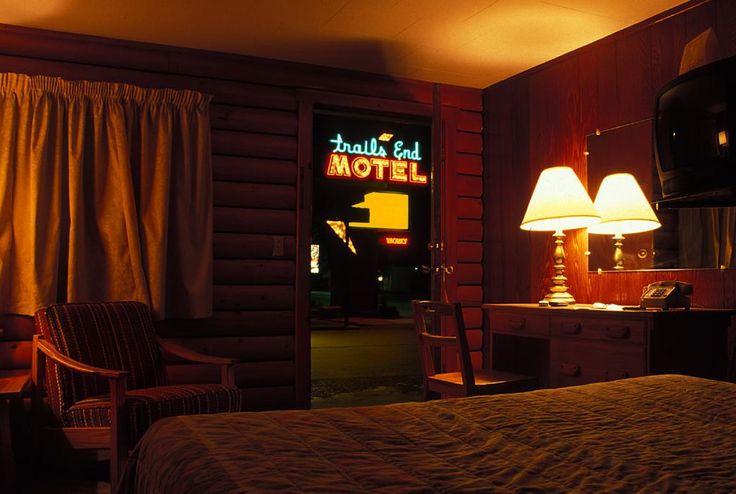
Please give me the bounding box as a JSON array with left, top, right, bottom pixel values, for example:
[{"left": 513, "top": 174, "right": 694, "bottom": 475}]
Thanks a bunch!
[
  {"left": 110, "top": 428, "right": 129, "bottom": 491},
  {"left": 110, "top": 436, "right": 119, "bottom": 490},
  {"left": 423, "top": 387, "right": 441, "bottom": 401},
  {"left": 30, "top": 339, "right": 46, "bottom": 470},
  {"left": 109, "top": 378, "right": 128, "bottom": 491}
]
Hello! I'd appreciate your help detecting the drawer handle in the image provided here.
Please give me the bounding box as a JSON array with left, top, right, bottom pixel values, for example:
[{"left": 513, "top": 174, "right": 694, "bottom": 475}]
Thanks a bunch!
[
  {"left": 605, "top": 326, "right": 630, "bottom": 339},
  {"left": 562, "top": 322, "right": 582, "bottom": 335},
  {"left": 508, "top": 318, "right": 525, "bottom": 330},
  {"left": 560, "top": 363, "right": 581, "bottom": 376}
]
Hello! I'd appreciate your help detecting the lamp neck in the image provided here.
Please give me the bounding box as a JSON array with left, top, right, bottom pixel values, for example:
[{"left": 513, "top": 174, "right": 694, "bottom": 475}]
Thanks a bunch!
[
  {"left": 545, "top": 229, "right": 575, "bottom": 306},
  {"left": 552, "top": 230, "right": 565, "bottom": 265},
  {"left": 612, "top": 232, "right": 625, "bottom": 270}
]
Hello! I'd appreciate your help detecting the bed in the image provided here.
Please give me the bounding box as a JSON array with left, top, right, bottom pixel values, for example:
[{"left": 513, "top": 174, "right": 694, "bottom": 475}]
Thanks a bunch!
[{"left": 118, "top": 374, "right": 736, "bottom": 493}]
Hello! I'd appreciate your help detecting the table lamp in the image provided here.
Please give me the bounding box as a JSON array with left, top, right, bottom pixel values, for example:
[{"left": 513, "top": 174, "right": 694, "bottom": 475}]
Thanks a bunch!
[
  {"left": 520, "top": 166, "right": 600, "bottom": 306},
  {"left": 587, "top": 173, "right": 661, "bottom": 270}
]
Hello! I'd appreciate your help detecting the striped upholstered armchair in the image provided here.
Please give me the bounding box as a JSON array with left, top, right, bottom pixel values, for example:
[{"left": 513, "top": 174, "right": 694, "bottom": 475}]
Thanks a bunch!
[{"left": 31, "top": 301, "right": 242, "bottom": 489}]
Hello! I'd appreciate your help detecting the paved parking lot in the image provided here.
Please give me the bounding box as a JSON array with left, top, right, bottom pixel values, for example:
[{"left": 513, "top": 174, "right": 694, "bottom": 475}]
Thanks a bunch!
[{"left": 311, "top": 316, "right": 422, "bottom": 408}]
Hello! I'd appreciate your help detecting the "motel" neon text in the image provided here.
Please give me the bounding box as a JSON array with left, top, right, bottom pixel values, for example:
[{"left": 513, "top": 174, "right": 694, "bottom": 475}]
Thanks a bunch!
[{"left": 326, "top": 153, "right": 427, "bottom": 184}]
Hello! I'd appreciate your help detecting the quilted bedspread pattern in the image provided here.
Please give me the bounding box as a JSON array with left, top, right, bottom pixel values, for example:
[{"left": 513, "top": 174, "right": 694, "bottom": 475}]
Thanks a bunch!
[{"left": 119, "top": 375, "right": 736, "bottom": 493}]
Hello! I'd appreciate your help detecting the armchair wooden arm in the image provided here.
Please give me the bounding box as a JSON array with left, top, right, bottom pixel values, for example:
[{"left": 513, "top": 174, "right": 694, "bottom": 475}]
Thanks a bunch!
[
  {"left": 33, "top": 335, "right": 128, "bottom": 380},
  {"left": 156, "top": 337, "right": 237, "bottom": 386}
]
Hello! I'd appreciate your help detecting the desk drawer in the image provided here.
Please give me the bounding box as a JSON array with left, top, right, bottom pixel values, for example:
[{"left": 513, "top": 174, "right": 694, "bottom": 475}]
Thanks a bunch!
[
  {"left": 489, "top": 311, "right": 548, "bottom": 337},
  {"left": 550, "top": 316, "right": 647, "bottom": 345},
  {"left": 550, "top": 339, "right": 646, "bottom": 388}
]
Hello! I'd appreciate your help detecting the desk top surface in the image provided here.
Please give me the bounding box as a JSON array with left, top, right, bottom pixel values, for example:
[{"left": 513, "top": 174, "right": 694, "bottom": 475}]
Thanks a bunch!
[{"left": 481, "top": 303, "right": 736, "bottom": 315}]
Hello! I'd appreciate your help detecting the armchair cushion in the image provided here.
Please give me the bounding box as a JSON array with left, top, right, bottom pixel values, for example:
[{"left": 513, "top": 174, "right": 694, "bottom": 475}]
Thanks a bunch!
[{"left": 65, "top": 383, "right": 242, "bottom": 447}]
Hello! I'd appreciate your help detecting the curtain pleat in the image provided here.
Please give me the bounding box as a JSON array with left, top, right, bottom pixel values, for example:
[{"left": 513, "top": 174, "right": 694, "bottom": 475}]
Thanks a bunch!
[{"left": 0, "top": 73, "right": 212, "bottom": 319}]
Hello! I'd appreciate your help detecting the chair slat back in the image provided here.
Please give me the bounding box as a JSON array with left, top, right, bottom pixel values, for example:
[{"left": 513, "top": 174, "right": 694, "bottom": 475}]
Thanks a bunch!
[
  {"left": 35, "top": 301, "right": 166, "bottom": 421},
  {"left": 412, "top": 300, "right": 475, "bottom": 391}
]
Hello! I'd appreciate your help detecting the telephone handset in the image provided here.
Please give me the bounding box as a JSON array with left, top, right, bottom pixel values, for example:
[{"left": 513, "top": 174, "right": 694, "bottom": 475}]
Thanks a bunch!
[{"left": 640, "top": 281, "right": 693, "bottom": 310}]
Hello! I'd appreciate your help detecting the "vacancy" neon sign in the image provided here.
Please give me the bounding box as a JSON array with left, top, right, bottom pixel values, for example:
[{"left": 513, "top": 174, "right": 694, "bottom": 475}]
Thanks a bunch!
[{"left": 325, "top": 133, "right": 428, "bottom": 185}]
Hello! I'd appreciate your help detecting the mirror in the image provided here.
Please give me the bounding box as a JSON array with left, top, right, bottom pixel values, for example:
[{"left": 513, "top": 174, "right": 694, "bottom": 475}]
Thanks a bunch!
[
  {"left": 586, "top": 120, "right": 657, "bottom": 271},
  {"left": 586, "top": 120, "right": 736, "bottom": 271}
]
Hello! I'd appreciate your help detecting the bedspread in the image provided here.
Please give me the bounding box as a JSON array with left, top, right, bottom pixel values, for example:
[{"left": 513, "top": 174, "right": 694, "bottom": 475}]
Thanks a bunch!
[{"left": 119, "top": 374, "right": 736, "bottom": 493}]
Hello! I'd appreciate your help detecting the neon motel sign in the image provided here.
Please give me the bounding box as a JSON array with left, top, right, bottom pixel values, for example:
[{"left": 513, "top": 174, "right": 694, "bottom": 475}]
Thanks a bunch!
[{"left": 325, "top": 133, "right": 428, "bottom": 185}]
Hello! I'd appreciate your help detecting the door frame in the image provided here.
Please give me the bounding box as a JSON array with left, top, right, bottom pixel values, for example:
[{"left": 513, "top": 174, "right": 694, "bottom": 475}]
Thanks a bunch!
[{"left": 294, "top": 88, "right": 458, "bottom": 408}]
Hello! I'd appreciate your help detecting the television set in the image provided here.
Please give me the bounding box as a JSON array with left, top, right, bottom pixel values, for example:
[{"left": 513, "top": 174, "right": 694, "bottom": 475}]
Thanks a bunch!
[{"left": 654, "top": 55, "right": 736, "bottom": 207}]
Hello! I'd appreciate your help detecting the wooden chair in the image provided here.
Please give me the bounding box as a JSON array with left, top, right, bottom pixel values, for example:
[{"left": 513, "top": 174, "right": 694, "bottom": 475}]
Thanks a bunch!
[
  {"left": 412, "top": 300, "right": 536, "bottom": 400},
  {"left": 31, "top": 301, "right": 242, "bottom": 490}
]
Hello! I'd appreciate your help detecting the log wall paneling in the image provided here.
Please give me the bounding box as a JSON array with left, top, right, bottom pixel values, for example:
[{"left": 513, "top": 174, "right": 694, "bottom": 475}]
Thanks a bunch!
[
  {"left": 462, "top": 308, "right": 483, "bottom": 329},
  {"left": 214, "top": 208, "right": 296, "bottom": 234},
  {"left": 458, "top": 110, "right": 483, "bottom": 132},
  {"left": 166, "top": 361, "right": 295, "bottom": 388},
  {"left": 213, "top": 233, "right": 296, "bottom": 259},
  {"left": 210, "top": 105, "right": 298, "bottom": 134},
  {"left": 211, "top": 130, "right": 297, "bottom": 160},
  {"left": 483, "top": 0, "right": 736, "bottom": 309},
  {"left": 456, "top": 220, "right": 484, "bottom": 242},
  {"left": 242, "top": 386, "right": 295, "bottom": 411},
  {"left": 0, "top": 341, "right": 32, "bottom": 370},
  {"left": 212, "top": 156, "right": 296, "bottom": 184},
  {"left": 213, "top": 182, "right": 296, "bottom": 210},
  {"left": 456, "top": 264, "right": 483, "bottom": 286},
  {"left": 167, "top": 336, "right": 294, "bottom": 362},
  {"left": 214, "top": 286, "right": 295, "bottom": 311},
  {"left": 457, "top": 242, "right": 483, "bottom": 263},
  {"left": 213, "top": 260, "right": 295, "bottom": 285},
  {"left": 0, "top": 315, "right": 34, "bottom": 340},
  {"left": 157, "top": 311, "right": 295, "bottom": 337},
  {"left": 457, "top": 154, "right": 483, "bottom": 175}
]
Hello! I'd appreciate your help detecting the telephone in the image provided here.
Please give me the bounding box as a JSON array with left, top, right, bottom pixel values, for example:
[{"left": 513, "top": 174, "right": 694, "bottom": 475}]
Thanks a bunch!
[{"left": 640, "top": 281, "right": 693, "bottom": 310}]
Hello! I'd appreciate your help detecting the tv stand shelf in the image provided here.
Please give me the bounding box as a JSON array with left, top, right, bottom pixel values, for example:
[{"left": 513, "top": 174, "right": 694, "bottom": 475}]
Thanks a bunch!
[{"left": 482, "top": 304, "right": 734, "bottom": 388}]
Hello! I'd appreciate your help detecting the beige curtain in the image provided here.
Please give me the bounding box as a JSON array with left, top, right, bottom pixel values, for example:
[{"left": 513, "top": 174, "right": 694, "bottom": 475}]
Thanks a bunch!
[
  {"left": 678, "top": 207, "right": 736, "bottom": 268},
  {"left": 0, "top": 73, "right": 212, "bottom": 319}
]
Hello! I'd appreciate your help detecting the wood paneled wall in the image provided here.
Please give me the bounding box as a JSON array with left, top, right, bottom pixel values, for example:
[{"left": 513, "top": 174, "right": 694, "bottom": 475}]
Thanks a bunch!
[
  {"left": 483, "top": 0, "right": 736, "bottom": 307},
  {"left": 0, "top": 24, "right": 483, "bottom": 410}
]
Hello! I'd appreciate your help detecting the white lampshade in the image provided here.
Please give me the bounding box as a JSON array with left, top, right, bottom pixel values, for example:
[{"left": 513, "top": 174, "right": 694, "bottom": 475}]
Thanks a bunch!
[
  {"left": 520, "top": 166, "right": 600, "bottom": 232},
  {"left": 587, "top": 173, "right": 661, "bottom": 235}
]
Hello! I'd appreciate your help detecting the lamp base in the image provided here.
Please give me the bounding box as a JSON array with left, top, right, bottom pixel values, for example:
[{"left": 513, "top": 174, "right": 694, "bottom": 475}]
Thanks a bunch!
[{"left": 544, "top": 291, "right": 576, "bottom": 306}]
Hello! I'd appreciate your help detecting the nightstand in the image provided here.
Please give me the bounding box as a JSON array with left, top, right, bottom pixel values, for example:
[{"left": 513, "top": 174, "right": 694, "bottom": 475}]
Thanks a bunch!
[{"left": 1, "top": 371, "right": 30, "bottom": 490}]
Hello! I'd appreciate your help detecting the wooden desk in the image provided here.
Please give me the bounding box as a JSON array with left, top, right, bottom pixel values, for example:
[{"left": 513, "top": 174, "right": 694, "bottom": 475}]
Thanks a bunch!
[
  {"left": 1, "top": 372, "right": 30, "bottom": 490},
  {"left": 482, "top": 304, "right": 733, "bottom": 388}
]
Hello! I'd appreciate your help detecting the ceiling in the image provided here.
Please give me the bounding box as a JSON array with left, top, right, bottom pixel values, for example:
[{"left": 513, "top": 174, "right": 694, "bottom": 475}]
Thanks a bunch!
[{"left": 0, "top": 0, "right": 689, "bottom": 88}]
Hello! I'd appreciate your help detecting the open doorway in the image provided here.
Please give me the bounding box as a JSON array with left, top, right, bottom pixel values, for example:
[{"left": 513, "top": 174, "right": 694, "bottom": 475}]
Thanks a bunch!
[{"left": 309, "top": 110, "right": 432, "bottom": 408}]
